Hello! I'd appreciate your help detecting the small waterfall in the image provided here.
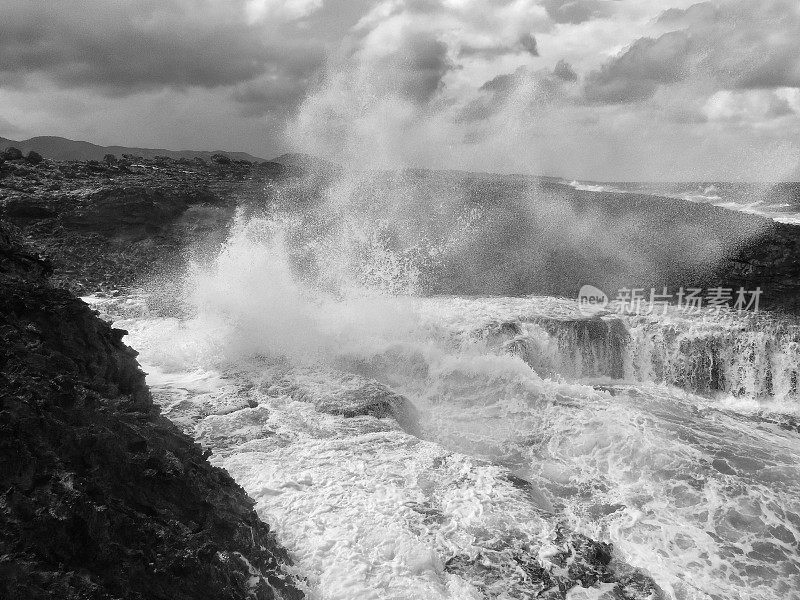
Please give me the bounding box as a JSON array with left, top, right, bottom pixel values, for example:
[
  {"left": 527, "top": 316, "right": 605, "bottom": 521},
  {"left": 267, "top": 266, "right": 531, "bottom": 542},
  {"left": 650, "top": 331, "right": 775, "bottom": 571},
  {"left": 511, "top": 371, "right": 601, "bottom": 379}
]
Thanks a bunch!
[
  {"left": 624, "top": 316, "right": 800, "bottom": 400},
  {"left": 502, "top": 318, "right": 628, "bottom": 380},
  {"left": 494, "top": 312, "right": 800, "bottom": 402}
]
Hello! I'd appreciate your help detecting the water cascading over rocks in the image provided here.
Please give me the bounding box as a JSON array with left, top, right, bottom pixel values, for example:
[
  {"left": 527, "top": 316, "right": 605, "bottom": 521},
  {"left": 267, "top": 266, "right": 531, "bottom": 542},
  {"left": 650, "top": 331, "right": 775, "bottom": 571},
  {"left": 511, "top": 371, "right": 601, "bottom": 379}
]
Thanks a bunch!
[{"left": 486, "top": 313, "right": 800, "bottom": 402}]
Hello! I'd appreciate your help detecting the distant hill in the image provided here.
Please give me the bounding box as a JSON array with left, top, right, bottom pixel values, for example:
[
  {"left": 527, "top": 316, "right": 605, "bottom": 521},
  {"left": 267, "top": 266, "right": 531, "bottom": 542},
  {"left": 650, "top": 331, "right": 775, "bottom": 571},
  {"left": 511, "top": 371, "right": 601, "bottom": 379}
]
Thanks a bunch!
[{"left": 0, "top": 135, "right": 267, "bottom": 163}]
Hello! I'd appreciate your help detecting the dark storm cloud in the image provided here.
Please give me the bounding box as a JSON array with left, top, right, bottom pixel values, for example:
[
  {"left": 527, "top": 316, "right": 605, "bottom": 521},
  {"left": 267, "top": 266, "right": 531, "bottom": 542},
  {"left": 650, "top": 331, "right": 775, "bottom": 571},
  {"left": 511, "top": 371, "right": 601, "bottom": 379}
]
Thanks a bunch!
[
  {"left": 480, "top": 74, "right": 517, "bottom": 94},
  {"left": 232, "top": 76, "right": 314, "bottom": 118},
  {"left": 583, "top": 31, "right": 690, "bottom": 104},
  {"left": 723, "top": 5, "right": 800, "bottom": 91},
  {"left": 734, "top": 58, "right": 800, "bottom": 90},
  {"left": 663, "top": 107, "right": 708, "bottom": 124},
  {"left": 230, "top": 43, "right": 325, "bottom": 118},
  {"left": 762, "top": 95, "right": 795, "bottom": 119},
  {"left": 457, "top": 72, "right": 521, "bottom": 124},
  {"left": 541, "top": 0, "right": 619, "bottom": 24},
  {"left": 552, "top": 59, "right": 577, "bottom": 82},
  {"left": 519, "top": 34, "right": 539, "bottom": 56},
  {"left": 456, "top": 99, "right": 495, "bottom": 124},
  {"left": 765, "top": 96, "right": 795, "bottom": 118},
  {"left": 0, "top": 0, "right": 324, "bottom": 96},
  {"left": 383, "top": 32, "right": 452, "bottom": 105},
  {"left": 458, "top": 67, "right": 569, "bottom": 123}
]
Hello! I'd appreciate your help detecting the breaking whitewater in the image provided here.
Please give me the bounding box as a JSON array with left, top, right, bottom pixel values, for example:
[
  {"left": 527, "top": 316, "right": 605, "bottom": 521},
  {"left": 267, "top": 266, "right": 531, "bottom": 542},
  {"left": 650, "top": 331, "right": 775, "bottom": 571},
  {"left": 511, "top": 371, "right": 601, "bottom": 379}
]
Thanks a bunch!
[{"left": 87, "top": 173, "right": 800, "bottom": 600}]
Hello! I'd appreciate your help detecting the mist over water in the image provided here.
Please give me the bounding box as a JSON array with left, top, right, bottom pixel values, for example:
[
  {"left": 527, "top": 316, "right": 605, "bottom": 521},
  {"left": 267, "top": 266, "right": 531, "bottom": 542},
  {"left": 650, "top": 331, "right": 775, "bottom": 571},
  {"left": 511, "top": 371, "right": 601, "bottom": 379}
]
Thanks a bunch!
[{"left": 250, "top": 165, "right": 770, "bottom": 303}]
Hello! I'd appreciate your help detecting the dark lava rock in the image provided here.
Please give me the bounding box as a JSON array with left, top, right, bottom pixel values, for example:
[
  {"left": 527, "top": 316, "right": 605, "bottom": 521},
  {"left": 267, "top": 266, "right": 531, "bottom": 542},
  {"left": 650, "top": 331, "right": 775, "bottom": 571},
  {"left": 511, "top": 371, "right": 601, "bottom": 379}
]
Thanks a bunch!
[
  {"left": 267, "top": 372, "right": 420, "bottom": 435},
  {"left": 706, "top": 221, "right": 800, "bottom": 314},
  {"left": 444, "top": 524, "right": 663, "bottom": 599},
  {"left": 3, "top": 146, "right": 22, "bottom": 160},
  {"left": 320, "top": 379, "right": 420, "bottom": 435},
  {"left": 0, "top": 221, "right": 303, "bottom": 599},
  {"left": 0, "top": 155, "right": 280, "bottom": 295},
  {"left": 26, "top": 151, "right": 43, "bottom": 165},
  {"left": 2, "top": 147, "right": 23, "bottom": 161}
]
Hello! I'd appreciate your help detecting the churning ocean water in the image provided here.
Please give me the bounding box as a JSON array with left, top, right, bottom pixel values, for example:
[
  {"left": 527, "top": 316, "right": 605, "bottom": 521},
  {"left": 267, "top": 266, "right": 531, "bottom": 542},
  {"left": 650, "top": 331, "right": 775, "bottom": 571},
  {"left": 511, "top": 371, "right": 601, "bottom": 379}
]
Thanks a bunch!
[{"left": 85, "top": 177, "right": 800, "bottom": 600}]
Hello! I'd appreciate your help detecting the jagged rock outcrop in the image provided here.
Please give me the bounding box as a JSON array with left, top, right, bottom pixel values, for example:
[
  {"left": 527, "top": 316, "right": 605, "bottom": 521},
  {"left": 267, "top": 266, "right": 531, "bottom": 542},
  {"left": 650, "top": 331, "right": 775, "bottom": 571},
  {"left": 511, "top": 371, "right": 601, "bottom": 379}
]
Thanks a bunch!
[{"left": 0, "top": 222, "right": 303, "bottom": 599}]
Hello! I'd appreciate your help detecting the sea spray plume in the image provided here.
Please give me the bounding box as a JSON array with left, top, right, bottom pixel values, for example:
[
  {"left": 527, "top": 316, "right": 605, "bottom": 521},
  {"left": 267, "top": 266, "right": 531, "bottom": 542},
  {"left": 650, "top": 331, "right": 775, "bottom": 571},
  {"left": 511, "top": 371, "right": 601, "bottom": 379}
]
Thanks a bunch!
[
  {"left": 185, "top": 0, "right": 791, "bottom": 344},
  {"left": 301, "top": 170, "right": 429, "bottom": 296},
  {"left": 508, "top": 181, "right": 740, "bottom": 298},
  {"left": 284, "top": 0, "right": 555, "bottom": 173},
  {"left": 280, "top": 0, "right": 773, "bottom": 297},
  {"left": 279, "top": 0, "right": 608, "bottom": 293},
  {"left": 187, "top": 212, "right": 328, "bottom": 363},
  {"left": 241, "top": 166, "right": 479, "bottom": 296},
  {"left": 260, "top": 164, "right": 759, "bottom": 298},
  {"left": 181, "top": 206, "right": 428, "bottom": 366}
]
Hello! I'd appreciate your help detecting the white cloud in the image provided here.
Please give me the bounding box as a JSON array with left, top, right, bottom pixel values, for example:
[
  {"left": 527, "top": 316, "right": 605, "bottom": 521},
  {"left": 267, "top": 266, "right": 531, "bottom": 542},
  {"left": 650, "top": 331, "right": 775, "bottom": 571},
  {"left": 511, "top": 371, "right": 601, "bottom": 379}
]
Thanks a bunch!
[
  {"left": 703, "top": 89, "right": 796, "bottom": 123},
  {"left": 245, "top": 0, "right": 324, "bottom": 22}
]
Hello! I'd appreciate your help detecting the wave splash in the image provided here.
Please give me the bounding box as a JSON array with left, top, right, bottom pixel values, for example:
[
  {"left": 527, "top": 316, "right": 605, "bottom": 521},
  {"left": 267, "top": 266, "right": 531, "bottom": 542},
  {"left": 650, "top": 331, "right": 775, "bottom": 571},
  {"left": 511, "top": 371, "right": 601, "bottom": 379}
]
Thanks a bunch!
[{"left": 92, "top": 201, "right": 800, "bottom": 600}]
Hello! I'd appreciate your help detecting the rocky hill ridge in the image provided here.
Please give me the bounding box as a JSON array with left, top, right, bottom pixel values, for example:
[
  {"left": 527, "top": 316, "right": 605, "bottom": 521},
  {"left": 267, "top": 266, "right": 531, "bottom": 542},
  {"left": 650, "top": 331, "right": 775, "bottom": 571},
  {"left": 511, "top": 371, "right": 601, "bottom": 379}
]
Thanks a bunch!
[{"left": 0, "top": 135, "right": 267, "bottom": 163}]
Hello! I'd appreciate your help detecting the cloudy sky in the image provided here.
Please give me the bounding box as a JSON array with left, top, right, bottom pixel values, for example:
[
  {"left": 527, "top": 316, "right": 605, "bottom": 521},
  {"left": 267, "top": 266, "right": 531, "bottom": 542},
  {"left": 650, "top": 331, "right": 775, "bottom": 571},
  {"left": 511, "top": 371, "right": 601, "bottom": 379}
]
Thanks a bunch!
[{"left": 2, "top": 0, "right": 800, "bottom": 180}]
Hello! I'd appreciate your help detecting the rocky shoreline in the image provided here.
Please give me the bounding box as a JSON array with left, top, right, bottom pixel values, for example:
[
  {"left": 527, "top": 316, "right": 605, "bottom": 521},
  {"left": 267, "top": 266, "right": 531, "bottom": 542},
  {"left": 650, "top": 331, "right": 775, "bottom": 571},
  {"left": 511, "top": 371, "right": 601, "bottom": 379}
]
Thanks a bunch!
[
  {"left": 2, "top": 149, "right": 800, "bottom": 599},
  {"left": 0, "top": 152, "right": 284, "bottom": 295},
  {"left": 3, "top": 151, "right": 800, "bottom": 311},
  {"left": 0, "top": 155, "right": 303, "bottom": 599}
]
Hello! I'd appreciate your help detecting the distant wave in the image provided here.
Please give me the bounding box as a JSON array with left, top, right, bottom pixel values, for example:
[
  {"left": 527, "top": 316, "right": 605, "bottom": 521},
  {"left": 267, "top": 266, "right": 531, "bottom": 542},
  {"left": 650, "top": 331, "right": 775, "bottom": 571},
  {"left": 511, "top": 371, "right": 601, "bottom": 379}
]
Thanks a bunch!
[
  {"left": 679, "top": 191, "right": 800, "bottom": 225},
  {"left": 567, "top": 180, "right": 614, "bottom": 193},
  {"left": 563, "top": 179, "right": 800, "bottom": 225}
]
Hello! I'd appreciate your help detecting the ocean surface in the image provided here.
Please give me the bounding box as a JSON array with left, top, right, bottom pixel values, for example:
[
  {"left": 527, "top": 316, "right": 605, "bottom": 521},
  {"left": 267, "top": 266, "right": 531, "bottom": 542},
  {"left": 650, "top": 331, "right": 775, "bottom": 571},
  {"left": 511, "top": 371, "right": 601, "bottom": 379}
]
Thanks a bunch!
[
  {"left": 84, "top": 180, "right": 800, "bottom": 599},
  {"left": 563, "top": 179, "right": 800, "bottom": 225}
]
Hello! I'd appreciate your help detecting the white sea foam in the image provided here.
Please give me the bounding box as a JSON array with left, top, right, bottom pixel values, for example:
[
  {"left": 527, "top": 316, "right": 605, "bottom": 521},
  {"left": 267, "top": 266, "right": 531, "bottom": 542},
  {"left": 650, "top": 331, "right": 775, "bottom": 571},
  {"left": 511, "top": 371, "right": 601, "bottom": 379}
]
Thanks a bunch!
[
  {"left": 86, "top": 210, "right": 800, "bottom": 600},
  {"left": 567, "top": 180, "right": 610, "bottom": 193}
]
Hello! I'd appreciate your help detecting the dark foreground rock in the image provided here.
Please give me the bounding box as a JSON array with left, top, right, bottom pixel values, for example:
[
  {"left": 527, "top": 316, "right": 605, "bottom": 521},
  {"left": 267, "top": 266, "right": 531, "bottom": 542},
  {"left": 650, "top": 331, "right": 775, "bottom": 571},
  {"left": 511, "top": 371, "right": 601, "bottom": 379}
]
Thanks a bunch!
[{"left": 0, "top": 222, "right": 302, "bottom": 599}]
